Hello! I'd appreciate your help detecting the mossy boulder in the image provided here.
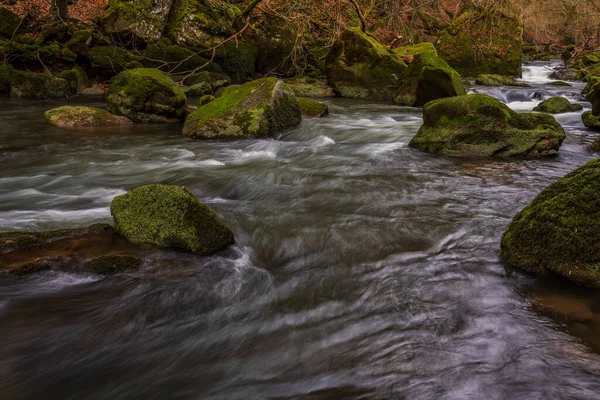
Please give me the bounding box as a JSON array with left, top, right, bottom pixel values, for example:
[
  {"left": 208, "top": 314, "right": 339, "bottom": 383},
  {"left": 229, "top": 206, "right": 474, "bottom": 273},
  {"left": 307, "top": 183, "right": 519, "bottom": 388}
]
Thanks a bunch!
[
  {"left": 476, "top": 74, "right": 528, "bottom": 87},
  {"left": 0, "top": 62, "right": 14, "bottom": 93},
  {"left": 244, "top": 15, "right": 297, "bottom": 75},
  {"left": 183, "top": 77, "right": 301, "bottom": 140},
  {"left": 409, "top": 94, "right": 566, "bottom": 157},
  {"left": 199, "top": 94, "right": 214, "bottom": 105},
  {"left": 57, "top": 66, "right": 89, "bottom": 94},
  {"left": 10, "top": 71, "right": 70, "bottom": 99},
  {"left": 214, "top": 41, "right": 258, "bottom": 83},
  {"left": 110, "top": 184, "right": 234, "bottom": 254},
  {"left": 298, "top": 97, "right": 329, "bottom": 117},
  {"left": 582, "top": 111, "right": 600, "bottom": 131},
  {"left": 501, "top": 158, "right": 600, "bottom": 287},
  {"left": 100, "top": 0, "right": 172, "bottom": 45},
  {"left": 392, "top": 42, "right": 437, "bottom": 58},
  {"left": 106, "top": 68, "right": 187, "bottom": 123},
  {"left": 142, "top": 41, "right": 222, "bottom": 74},
  {"left": 44, "top": 106, "right": 132, "bottom": 128},
  {"left": 585, "top": 80, "right": 600, "bottom": 115},
  {"left": 0, "top": 7, "right": 20, "bottom": 39},
  {"left": 87, "top": 46, "right": 142, "bottom": 75},
  {"left": 436, "top": 6, "right": 523, "bottom": 76},
  {"left": 533, "top": 96, "right": 583, "bottom": 114},
  {"left": 549, "top": 68, "right": 579, "bottom": 81},
  {"left": 168, "top": 0, "right": 240, "bottom": 49},
  {"left": 66, "top": 29, "right": 93, "bottom": 56},
  {"left": 394, "top": 52, "right": 465, "bottom": 107},
  {"left": 283, "top": 77, "right": 335, "bottom": 98},
  {"left": 87, "top": 254, "right": 143, "bottom": 275},
  {"left": 326, "top": 28, "right": 407, "bottom": 101},
  {"left": 182, "top": 71, "right": 230, "bottom": 96}
]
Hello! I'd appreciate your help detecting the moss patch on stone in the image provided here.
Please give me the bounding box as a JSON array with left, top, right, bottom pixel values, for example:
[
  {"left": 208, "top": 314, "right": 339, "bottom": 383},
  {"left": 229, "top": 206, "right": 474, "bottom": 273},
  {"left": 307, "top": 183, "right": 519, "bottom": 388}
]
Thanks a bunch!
[
  {"left": 183, "top": 77, "right": 302, "bottom": 140},
  {"left": 110, "top": 184, "right": 234, "bottom": 254},
  {"left": 298, "top": 97, "right": 329, "bottom": 117},
  {"left": 533, "top": 96, "right": 583, "bottom": 114},
  {"left": 87, "top": 254, "right": 143, "bottom": 275},
  {"left": 392, "top": 42, "right": 437, "bottom": 57},
  {"left": 57, "top": 66, "right": 89, "bottom": 95},
  {"left": 409, "top": 94, "right": 566, "bottom": 157},
  {"left": 0, "top": 62, "right": 14, "bottom": 93},
  {"left": 476, "top": 74, "right": 529, "bottom": 87},
  {"left": 501, "top": 158, "right": 600, "bottom": 287},
  {"left": 106, "top": 68, "right": 187, "bottom": 123},
  {"left": 582, "top": 111, "right": 600, "bottom": 131},
  {"left": 283, "top": 77, "right": 335, "bottom": 97},
  {"left": 10, "top": 70, "right": 70, "bottom": 99},
  {"left": 45, "top": 106, "right": 132, "bottom": 128}
]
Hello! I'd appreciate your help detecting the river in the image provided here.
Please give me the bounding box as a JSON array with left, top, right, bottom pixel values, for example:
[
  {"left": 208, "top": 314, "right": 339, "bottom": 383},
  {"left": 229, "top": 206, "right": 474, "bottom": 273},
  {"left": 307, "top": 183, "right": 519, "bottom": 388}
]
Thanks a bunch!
[{"left": 1, "top": 61, "right": 600, "bottom": 399}]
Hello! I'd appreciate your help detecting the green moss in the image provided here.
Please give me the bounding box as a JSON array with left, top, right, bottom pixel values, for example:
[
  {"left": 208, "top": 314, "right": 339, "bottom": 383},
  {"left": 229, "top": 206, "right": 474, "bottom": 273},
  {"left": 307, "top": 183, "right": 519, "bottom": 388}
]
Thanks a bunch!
[
  {"left": 101, "top": 0, "right": 168, "bottom": 44},
  {"left": 10, "top": 70, "right": 70, "bottom": 99},
  {"left": 182, "top": 77, "right": 301, "bottom": 140},
  {"left": 476, "top": 74, "right": 529, "bottom": 87},
  {"left": 585, "top": 80, "right": 600, "bottom": 115},
  {"left": 393, "top": 42, "right": 437, "bottom": 57},
  {"left": 44, "top": 106, "right": 132, "bottom": 127},
  {"left": 409, "top": 94, "right": 566, "bottom": 157},
  {"left": 182, "top": 71, "right": 230, "bottom": 92},
  {"left": 283, "top": 77, "right": 335, "bottom": 97},
  {"left": 88, "top": 254, "right": 143, "bottom": 275},
  {"left": 501, "top": 158, "right": 600, "bottom": 287},
  {"left": 327, "top": 28, "right": 407, "bottom": 101},
  {"left": 106, "top": 68, "right": 187, "bottom": 123},
  {"left": 394, "top": 52, "right": 466, "bottom": 107},
  {"left": 298, "top": 97, "right": 329, "bottom": 117},
  {"left": 66, "top": 29, "right": 93, "bottom": 56},
  {"left": 199, "top": 94, "right": 215, "bottom": 105},
  {"left": 11, "top": 260, "right": 54, "bottom": 277},
  {"left": 436, "top": 7, "right": 523, "bottom": 76},
  {"left": 533, "top": 96, "right": 583, "bottom": 114},
  {"left": 582, "top": 111, "right": 600, "bottom": 131},
  {"left": 57, "top": 66, "right": 89, "bottom": 95},
  {"left": 110, "top": 184, "right": 234, "bottom": 254},
  {"left": 0, "top": 7, "right": 20, "bottom": 39}
]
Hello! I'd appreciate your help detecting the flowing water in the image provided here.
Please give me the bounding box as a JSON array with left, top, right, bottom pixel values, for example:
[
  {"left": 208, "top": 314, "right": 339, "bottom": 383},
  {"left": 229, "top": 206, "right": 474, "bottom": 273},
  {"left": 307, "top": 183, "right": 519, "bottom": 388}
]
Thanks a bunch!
[{"left": 2, "top": 61, "right": 600, "bottom": 399}]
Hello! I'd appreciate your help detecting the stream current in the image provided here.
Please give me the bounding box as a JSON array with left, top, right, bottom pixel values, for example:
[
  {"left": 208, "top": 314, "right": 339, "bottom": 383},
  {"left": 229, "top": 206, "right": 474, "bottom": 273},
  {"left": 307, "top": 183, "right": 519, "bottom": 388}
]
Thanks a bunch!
[{"left": 1, "top": 61, "right": 600, "bottom": 399}]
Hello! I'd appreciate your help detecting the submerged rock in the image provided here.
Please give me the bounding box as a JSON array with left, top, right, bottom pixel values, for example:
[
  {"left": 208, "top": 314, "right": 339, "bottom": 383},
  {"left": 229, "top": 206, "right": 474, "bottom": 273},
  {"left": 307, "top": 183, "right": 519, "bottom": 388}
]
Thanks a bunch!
[
  {"left": 110, "top": 184, "right": 234, "bottom": 254},
  {"left": 44, "top": 106, "right": 132, "bottom": 127},
  {"left": 409, "top": 94, "right": 566, "bottom": 157},
  {"left": 183, "top": 77, "right": 301, "bottom": 140},
  {"left": 394, "top": 52, "right": 465, "bottom": 107},
  {"left": 533, "top": 97, "right": 583, "bottom": 114},
  {"left": 436, "top": 6, "right": 522, "bottom": 76},
  {"left": 10, "top": 71, "right": 70, "bottom": 99},
  {"left": 298, "top": 98, "right": 329, "bottom": 117},
  {"left": 106, "top": 68, "right": 187, "bottom": 123},
  {"left": 326, "top": 28, "right": 407, "bottom": 101},
  {"left": 501, "top": 158, "right": 600, "bottom": 287},
  {"left": 476, "top": 74, "right": 528, "bottom": 87}
]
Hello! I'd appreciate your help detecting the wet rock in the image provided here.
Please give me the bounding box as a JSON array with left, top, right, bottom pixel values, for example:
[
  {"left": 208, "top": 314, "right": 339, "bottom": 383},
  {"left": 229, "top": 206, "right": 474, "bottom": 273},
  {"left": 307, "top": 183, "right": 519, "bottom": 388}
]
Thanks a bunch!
[
  {"left": 476, "top": 74, "right": 529, "bottom": 87},
  {"left": 87, "top": 254, "right": 143, "bottom": 275},
  {"left": 110, "top": 184, "right": 234, "bottom": 254},
  {"left": 592, "top": 136, "right": 600, "bottom": 151},
  {"left": 436, "top": 6, "right": 522, "bottom": 76},
  {"left": 533, "top": 97, "right": 583, "bottom": 114},
  {"left": 326, "top": 28, "right": 407, "bottom": 101},
  {"left": 106, "top": 68, "right": 187, "bottom": 123},
  {"left": 502, "top": 158, "right": 600, "bottom": 287},
  {"left": 547, "top": 81, "right": 571, "bottom": 87},
  {"left": 298, "top": 97, "right": 328, "bottom": 117},
  {"left": 44, "top": 106, "right": 132, "bottom": 128},
  {"left": 57, "top": 66, "right": 89, "bottom": 95},
  {"left": 409, "top": 94, "right": 566, "bottom": 157},
  {"left": 183, "top": 77, "right": 301, "bottom": 140},
  {"left": 79, "top": 87, "right": 105, "bottom": 96},
  {"left": 198, "top": 94, "right": 215, "bottom": 106},
  {"left": 10, "top": 71, "right": 70, "bottom": 99},
  {"left": 549, "top": 68, "right": 579, "bottom": 81},
  {"left": 582, "top": 111, "right": 600, "bottom": 131},
  {"left": 585, "top": 79, "right": 600, "bottom": 115},
  {"left": 394, "top": 52, "right": 466, "bottom": 107},
  {"left": 283, "top": 77, "right": 335, "bottom": 98}
]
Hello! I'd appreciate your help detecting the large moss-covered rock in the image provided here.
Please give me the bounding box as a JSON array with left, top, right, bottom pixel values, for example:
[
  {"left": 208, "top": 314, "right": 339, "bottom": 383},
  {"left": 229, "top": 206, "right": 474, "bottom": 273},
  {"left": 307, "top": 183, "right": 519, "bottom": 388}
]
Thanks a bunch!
[
  {"left": 10, "top": 71, "right": 70, "bottom": 99},
  {"left": 533, "top": 96, "right": 583, "bottom": 114},
  {"left": 0, "top": 7, "right": 20, "bottom": 39},
  {"left": 142, "top": 41, "right": 222, "bottom": 74},
  {"left": 394, "top": 52, "right": 465, "bottom": 107},
  {"left": 501, "top": 158, "right": 600, "bottom": 287},
  {"left": 168, "top": 0, "right": 240, "bottom": 48},
  {"left": 244, "top": 15, "right": 297, "bottom": 75},
  {"left": 44, "top": 106, "right": 132, "bottom": 127},
  {"left": 476, "top": 74, "right": 528, "bottom": 87},
  {"left": 110, "top": 184, "right": 234, "bottom": 254},
  {"left": 106, "top": 68, "right": 186, "bottom": 123},
  {"left": 327, "top": 28, "right": 407, "bottom": 100},
  {"left": 66, "top": 29, "right": 93, "bottom": 56},
  {"left": 87, "top": 46, "right": 142, "bottom": 75},
  {"left": 392, "top": 42, "right": 437, "bottom": 58},
  {"left": 436, "top": 6, "right": 523, "bottom": 76},
  {"left": 298, "top": 97, "right": 328, "bottom": 117},
  {"left": 183, "top": 77, "right": 301, "bottom": 140},
  {"left": 214, "top": 41, "right": 258, "bottom": 83},
  {"left": 182, "top": 71, "right": 230, "bottom": 96},
  {"left": 409, "top": 94, "right": 566, "bottom": 157},
  {"left": 582, "top": 111, "right": 600, "bottom": 131},
  {"left": 283, "top": 77, "right": 335, "bottom": 98},
  {"left": 100, "top": 0, "right": 173, "bottom": 45}
]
